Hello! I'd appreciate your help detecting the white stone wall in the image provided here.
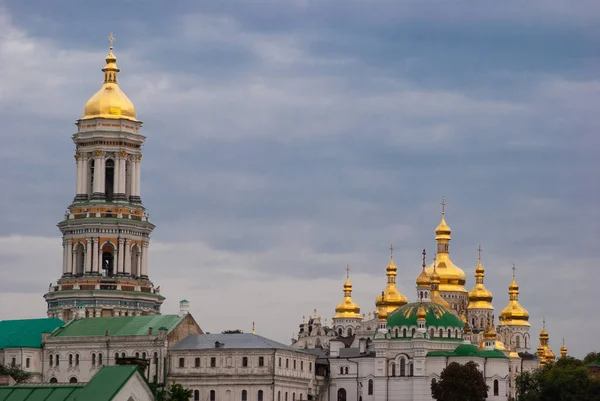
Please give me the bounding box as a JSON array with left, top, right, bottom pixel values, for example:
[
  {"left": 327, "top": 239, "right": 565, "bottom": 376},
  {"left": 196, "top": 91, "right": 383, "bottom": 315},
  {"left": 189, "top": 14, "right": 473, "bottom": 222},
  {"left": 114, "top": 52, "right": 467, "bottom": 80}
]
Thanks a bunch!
[{"left": 0, "top": 348, "right": 44, "bottom": 382}]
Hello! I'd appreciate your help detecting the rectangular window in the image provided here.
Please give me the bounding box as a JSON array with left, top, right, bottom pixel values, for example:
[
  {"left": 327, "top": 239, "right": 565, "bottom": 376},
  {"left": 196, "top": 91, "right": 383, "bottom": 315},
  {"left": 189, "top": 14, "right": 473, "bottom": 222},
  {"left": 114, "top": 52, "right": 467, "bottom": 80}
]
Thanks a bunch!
[
  {"left": 300, "top": 361, "right": 303, "bottom": 371},
  {"left": 179, "top": 357, "right": 185, "bottom": 368},
  {"left": 259, "top": 356, "right": 264, "bottom": 367},
  {"left": 286, "top": 359, "right": 289, "bottom": 368},
  {"left": 211, "top": 357, "right": 216, "bottom": 368},
  {"left": 195, "top": 358, "right": 200, "bottom": 368},
  {"left": 293, "top": 360, "right": 296, "bottom": 370},
  {"left": 26, "top": 358, "right": 30, "bottom": 368},
  {"left": 279, "top": 357, "right": 282, "bottom": 367},
  {"left": 11, "top": 358, "right": 16, "bottom": 367},
  {"left": 242, "top": 357, "right": 248, "bottom": 367}
]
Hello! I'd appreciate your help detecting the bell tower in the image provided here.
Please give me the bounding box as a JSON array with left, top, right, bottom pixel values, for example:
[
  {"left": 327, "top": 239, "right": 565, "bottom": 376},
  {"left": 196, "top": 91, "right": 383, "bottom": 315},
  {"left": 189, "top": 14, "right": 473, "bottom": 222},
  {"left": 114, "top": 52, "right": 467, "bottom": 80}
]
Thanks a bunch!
[{"left": 44, "top": 35, "right": 164, "bottom": 321}]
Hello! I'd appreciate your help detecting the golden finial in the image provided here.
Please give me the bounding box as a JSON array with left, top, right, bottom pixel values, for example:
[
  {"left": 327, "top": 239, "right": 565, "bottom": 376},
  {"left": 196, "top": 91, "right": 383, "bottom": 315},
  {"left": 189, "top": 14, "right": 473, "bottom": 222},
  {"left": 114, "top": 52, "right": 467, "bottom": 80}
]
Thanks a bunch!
[
  {"left": 389, "top": 244, "right": 394, "bottom": 259},
  {"left": 314, "top": 308, "right": 317, "bottom": 317},
  {"left": 422, "top": 249, "right": 427, "bottom": 269},
  {"left": 346, "top": 264, "right": 350, "bottom": 279},
  {"left": 252, "top": 321, "right": 255, "bottom": 334},
  {"left": 542, "top": 317, "right": 545, "bottom": 329},
  {"left": 441, "top": 196, "right": 446, "bottom": 216},
  {"left": 512, "top": 263, "right": 516, "bottom": 278},
  {"left": 478, "top": 245, "right": 483, "bottom": 262},
  {"left": 108, "top": 32, "right": 116, "bottom": 50}
]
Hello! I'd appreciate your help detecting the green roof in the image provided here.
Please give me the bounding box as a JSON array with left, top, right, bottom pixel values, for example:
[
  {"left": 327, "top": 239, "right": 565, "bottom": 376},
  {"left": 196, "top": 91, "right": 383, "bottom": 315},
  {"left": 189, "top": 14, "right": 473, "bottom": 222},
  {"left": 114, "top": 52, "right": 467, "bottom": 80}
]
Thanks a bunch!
[
  {"left": 0, "top": 318, "right": 64, "bottom": 349},
  {"left": 52, "top": 315, "right": 183, "bottom": 338},
  {"left": 0, "top": 386, "right": 83, "bottom": 401},
  {"left": 75, "top": 365, "right": 141, "bottom": 401},
  {"left": 387, "top": 302, "right": 464, "bottom": 333},
  {"left": 0, "top": 366, "right": 144, "bottom": 401},
  {"left": 427, "top": 342, "right": 508, "bottom": 359},
  {"left": 587, "top": 358, "right": 600, "bottom": 367}
]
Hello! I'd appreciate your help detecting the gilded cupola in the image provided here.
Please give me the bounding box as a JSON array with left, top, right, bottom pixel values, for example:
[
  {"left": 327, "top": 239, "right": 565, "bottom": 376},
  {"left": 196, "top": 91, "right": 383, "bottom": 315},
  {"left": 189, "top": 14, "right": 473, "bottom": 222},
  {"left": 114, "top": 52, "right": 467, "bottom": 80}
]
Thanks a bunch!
[
  {"left": 498, "top": 265, "right": 531, "bottom": 327},
  {"left": 424, "top": 198, "right": 467, "bottom": 293},
  {"left": 467, "top": 246, "right": 494, "bottom": 310},
  {"left": 430, "top": 258, "right": 451, "bottom": 309},
  {"left": 376, "top": 245, "right": 408, "bottom": 319},
  {"left": 82, "top": 34, "right": 138, "bottom": 121},
  {"left": 538, "top": 320, "right": 555, "bottom": 363},
  {"left": 478, "top": 317, "right": 507, "bottom": 351},
  {"left": 560, "top": 339, "right": 567, "bottom": 359},
  {"left": 333, "top": 266, "right": 362, "bottom": 319},
  {"left": 416, "top": 249, "right": 431, "bottom": 288}
]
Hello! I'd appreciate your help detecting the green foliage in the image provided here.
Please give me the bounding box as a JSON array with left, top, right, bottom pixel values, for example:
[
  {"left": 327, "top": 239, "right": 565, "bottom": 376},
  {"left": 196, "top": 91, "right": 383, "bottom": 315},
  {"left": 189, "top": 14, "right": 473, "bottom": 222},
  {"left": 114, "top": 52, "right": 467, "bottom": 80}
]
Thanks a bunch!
[
  {"left": 156, "top": 383, "right": 193, "bottom": 401},
  {"left": 584, "top": 352, "right": 600, "bottom": 365},
  {"left": 0, "top": 364, "right": 29, "bottom": 383},
  {"left": 431, "top": 361, "right": 488, "bottom": 401},
  {"left": 516, "top": 357, "right": 600, "bottom": 401}
]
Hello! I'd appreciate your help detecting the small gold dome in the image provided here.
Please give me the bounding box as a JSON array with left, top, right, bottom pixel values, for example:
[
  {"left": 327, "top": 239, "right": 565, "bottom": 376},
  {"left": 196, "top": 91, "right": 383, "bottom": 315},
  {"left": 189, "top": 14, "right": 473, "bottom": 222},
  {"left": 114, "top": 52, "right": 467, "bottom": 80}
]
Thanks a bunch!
[
  {"left": 498, "top": 267, "right": 531, "bottom": 327},
  {"left": 416, "top": 268, "right": 431, "bottom": 287},
  {"left": 82, "top": 41, "right": 137, "bottom": 121},
  {"left": 334, "top": 270, "right": 361, "bottom": 319},
  {"left": 467, "top": 256, "right": 494, "bottom": 310},
  {"left": 560, "top": 342, "right": 567, "bottom": 358},
  {"left": 430, "top": 263, "right": 451, "bottom": 309},
  {"left": 376, "top": 255, "right": 408, "bottom": 318},
  {"left": 509, "top": 349, "right": 520, "bottom": 359}
]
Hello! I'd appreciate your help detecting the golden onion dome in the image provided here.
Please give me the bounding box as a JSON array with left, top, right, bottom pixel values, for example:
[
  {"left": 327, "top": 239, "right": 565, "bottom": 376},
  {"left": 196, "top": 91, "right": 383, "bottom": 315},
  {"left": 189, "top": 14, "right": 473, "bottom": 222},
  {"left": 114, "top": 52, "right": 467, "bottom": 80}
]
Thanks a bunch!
[
  {"left": 416, "top": 250, "right": 431, "bottom": 287},
  {"left": 467, "top": 252, "right": 494, "bottom": 310},
  {"left": 424, "top": 202, "right": 467, "bottom": 292},
  {"left": 560, "top": 341, "right": 567, "bottom": 358},
  {"left": 376, "top": 253, "right": 408, "bottom": 319},
  {"left": 498, "top": 267, "right": 531, "bottom": 327},
  {"left": 82, "top": 37, "right": 137, "bottom": 121},
  {"left": 333, "top": 270, "right": 361, "bottom": 319},
  {"left": 463, "top": 324, "right": 472, "bottom": 335},
  {"left": 417, "top": 303, "right": 427, "bottom": 320},
  {"left": 430, "top": 262, "right": 451, "bottom": 309}
]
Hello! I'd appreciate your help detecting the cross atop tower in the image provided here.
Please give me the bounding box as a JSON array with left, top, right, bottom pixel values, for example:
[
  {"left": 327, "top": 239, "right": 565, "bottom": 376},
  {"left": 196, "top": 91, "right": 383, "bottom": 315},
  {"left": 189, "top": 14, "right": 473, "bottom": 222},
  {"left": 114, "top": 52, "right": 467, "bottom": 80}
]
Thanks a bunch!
[
  {"left": 441, "top": 196, "right": 446, "bottom": 215},
  {"left": 108, "top": 32, "right": 116, "bottom": 50},
  {"left": 346, "top": 264, "right": 350, "bottom": 278},
  {"left": 422, "top": 248, "right": 427, "bottom": 268},
  {"left": 389, "top": 244, "right": 394, "bottom": 258},
  {"left": 542, "top": 317, "right": 546, "bottom": 329},
  {"left": 512, "top": 263, "right": 516, "bottom": 278},
  {"left": 478, "top": 244, "right": 483, "bottom": 261}
]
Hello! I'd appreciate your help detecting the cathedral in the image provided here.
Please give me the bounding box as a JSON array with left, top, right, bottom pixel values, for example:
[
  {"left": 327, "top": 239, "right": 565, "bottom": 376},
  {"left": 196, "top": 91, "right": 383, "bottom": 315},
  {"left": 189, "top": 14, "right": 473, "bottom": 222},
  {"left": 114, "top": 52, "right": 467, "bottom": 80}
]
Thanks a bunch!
[{"left": 292, "top": 205, "right": 562, "bottom": 401}]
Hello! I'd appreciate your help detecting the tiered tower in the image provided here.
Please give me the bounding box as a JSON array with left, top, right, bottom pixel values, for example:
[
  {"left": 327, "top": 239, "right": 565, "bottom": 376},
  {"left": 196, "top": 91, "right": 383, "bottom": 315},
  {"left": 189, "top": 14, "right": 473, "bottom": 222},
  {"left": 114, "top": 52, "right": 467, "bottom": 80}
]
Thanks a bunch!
[
  {"left": 375, "top": 245, "right": 408, "bottom": 319},
  {"left": 466, "top": 246, "right": 494, "bottom": 335},
  {"left": 332, "top": 266, "right": 362, "bottom": 337},
  {"left": 424, "top": 198, "right": 468, "bottom": 314},
  {"left": 44, "top": 36, "right": 164, "bottom": 321},
  {"left": 497, "top": 265, "right": 531, "bottom": 352}
]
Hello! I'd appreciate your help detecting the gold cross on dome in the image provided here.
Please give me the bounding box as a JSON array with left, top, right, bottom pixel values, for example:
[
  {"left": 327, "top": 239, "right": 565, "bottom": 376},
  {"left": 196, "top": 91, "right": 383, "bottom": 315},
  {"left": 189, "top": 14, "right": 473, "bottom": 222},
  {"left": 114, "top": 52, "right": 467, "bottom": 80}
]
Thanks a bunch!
[
  {"left": 346, "top": 264, "right": 350, "bottom": 278},
  {"left": 512, "top": 263, "right": 516, "bottom": 278},
  {"left": 108, "top": 32, "right": 116, "bottom": 50},
  {"left": 441, "top": 196, "right": 446, "bottom": 215},
  {"left": 389, "top": 244, "right": 394, "bottom": 258},
  {"left": 422, "top": 249, "right": 427, "bottom": 268},
  {"left": 477, "top": 245, "right": 483, "bottom": 261}
]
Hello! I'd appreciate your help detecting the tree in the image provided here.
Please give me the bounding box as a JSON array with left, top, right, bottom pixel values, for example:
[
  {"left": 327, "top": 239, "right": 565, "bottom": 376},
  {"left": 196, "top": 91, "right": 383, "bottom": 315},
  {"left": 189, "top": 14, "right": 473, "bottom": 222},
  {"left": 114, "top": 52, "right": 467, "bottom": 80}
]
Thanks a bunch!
[
  {"left": 156, "top": 383, "right": 193, "bottom": 401},
  {"left": 584, "top": 352, "right": 600, "bottom": 365},
  {"left": 516, "top": 357, "right": 600, "bottom": 401},
  {"left": 431, "top": 361, "right": 488, "bottom": 401},
  {"left": 0, "top": 364, "right": 29, "bottom": 383}
]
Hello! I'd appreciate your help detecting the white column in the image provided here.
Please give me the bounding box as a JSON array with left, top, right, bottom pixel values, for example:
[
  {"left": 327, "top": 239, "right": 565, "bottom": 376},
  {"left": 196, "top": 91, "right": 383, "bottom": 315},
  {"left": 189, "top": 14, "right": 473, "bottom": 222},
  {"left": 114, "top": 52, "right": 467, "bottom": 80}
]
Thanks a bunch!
[
  {"left": 141, "top": 241, "right": 149, "bottom": 277},
  {"left": 98, "top": 157, "right": 106, "bottom": 195},
  {"left": 62, "top": 240, "right": 68, "bottom": 275},
  {"left": 118, "top": 239, "right": 125, "bottom": 274},
  {"left": 92, "top": 238, "right": 100, "bottom": 274},
  {"left": 135, "top": 157, "right": 141, "bottom": 196},
  {"left": 93, "top": 153, "right": 103, "bottom": 194},
  {"left": 75, "top": 154, "right": 82, "bottom": 195},
  {"left": 136, "top": 251, "right": 142, "bottom": 277},
  {"left": 86, "top": 238, "right": 93, "bottom": 274},
  {"left": 119, "top": 156, "right": 127, "bottom": 194},
  {"left": 66, "top": 240, "right": 73, "bottom": 276},
  {"left": 124, "top": 240, "right": 131, "bottom": 275},
  {"left": 114, "top": 157, "right": 120, "bottom": 197},
  {"left": 130, "top": 158, "right": 137, "bottom": 197},
  {"left": 98, "top": 241, "right": 103, "bottom": 275},
  {"left": 81, "top": 156, "right": 88, "bottom": 196}
]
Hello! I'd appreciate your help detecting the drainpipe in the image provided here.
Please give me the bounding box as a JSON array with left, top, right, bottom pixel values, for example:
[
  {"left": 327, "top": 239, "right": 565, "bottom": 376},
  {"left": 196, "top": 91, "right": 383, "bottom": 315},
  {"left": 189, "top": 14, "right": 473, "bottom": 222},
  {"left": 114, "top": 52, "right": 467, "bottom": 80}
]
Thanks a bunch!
[{"left": 272, "top": 350, "right": 276, "bottom": 401}]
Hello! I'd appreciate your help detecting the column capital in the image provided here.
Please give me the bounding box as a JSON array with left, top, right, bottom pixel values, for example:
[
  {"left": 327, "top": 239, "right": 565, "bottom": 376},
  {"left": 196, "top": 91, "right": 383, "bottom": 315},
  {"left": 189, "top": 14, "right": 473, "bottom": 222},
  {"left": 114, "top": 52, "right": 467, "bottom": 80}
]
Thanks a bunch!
[
  {"left": 142, "top": 241, "right": 149, "bottom": 248},
  {"left": 119, "top": 151, "right": 127, "bottom": 159},
  {"left": 65, "top": 239, "right": 73, "bottom": 245},
  {"left": 118, "top": 238, "right": 126, "bottom": 244},
  {"left": 124, "top": 238, "right": 131, "bottom": 245},
  {"left": 136, "top": 154, "right": 143, "bottom": 161},
  {"left": 93, "top": 150, "right": 103, "bottom": 158},
  {"left": 74, "top": 152, "right": 82, "bottom": 161}
]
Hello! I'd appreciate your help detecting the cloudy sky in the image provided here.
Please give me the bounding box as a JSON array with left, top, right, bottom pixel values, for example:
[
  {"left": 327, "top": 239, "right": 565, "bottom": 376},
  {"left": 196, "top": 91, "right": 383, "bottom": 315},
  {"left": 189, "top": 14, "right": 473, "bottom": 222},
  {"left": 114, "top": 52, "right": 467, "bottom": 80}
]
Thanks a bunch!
[{"left": 1, "top": 0, "right": 598, "bottom": 357}]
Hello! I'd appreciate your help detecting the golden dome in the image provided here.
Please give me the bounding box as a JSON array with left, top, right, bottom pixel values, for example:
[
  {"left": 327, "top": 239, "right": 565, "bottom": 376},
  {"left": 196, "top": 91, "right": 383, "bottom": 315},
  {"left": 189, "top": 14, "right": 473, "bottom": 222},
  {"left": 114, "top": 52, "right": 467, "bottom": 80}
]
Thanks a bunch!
[
  {"left": 424, "top": 202, "right": 467, "bottom": 293},
  {"left": 560, "top": 340, "right": 567, "bottom": 358},
  {"left": 498, "top": 267, "right": 530, "bottom": 327},
  {"left": 430, "top": 261, "right": 451, "bottom": 309},
  {"left": 334, "top": 268, "right": 361, "bottom": 319},
  {"left": 509, "top": 349, "right": 520, "bottom": 359},
  {"left": 417, "top": 303, "right": 427, "bottom": 320},
  {"left": 467, "top": 251, "right": 494, "bottom": 310},
  {"left": 82, "top": 38, "right": 137, "bottom": 121},
  {"left": 375, "top": 251, "right": 408, "bottom": 319},
  {"left": 416, "top": 249, "right": 431, "bottom": 287}
]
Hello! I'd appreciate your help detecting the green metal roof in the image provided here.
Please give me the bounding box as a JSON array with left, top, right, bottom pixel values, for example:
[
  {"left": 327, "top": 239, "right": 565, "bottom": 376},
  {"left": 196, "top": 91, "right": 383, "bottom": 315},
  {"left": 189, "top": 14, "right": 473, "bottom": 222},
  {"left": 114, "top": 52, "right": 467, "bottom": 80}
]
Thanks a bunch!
[
  {"left": 52, "top": 315, "right": 183, "bottom": 338},
  {"left": 0, "top": 386, "right": 83, "bottom": 401},
  {"left": 427, "top": 343, "right": 508, "bottom": 359},
  {"left": 0, "top": 366, "right": 143, "bottom": 401},
  {"left": 387, "top": 302, "right": 464, "bottom": 333},
  {"left": 0, "top": 319, "right": 64, "bottom": 349},
  {"left": 587, "top": 358, "right": 600, "bottom": 367},
  {"left": 75, "top": 365, "right": 140, "bottom": 401}
]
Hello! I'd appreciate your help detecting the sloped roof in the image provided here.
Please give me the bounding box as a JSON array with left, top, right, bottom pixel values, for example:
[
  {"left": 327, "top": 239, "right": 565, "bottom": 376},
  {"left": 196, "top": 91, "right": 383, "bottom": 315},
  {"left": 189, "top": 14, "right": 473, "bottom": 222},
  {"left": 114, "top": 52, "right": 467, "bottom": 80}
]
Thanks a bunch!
[
  {"left": 51, "top": 315, "right": 183, "bottom": 338},
  {"left": 0, "top": 366, "right": 143, "bottom": 401},
  {"left": 0, "top": 318, "right": 64, "bottom": 349},
  {"left": 172, "top": 333, "right": 300, "bottom": 352},
  {"left": 427, "top": 342, "right": 508, "bottom": 359},
  {"left": 387, "top": 302, "right": 464, "bottom": 335}
]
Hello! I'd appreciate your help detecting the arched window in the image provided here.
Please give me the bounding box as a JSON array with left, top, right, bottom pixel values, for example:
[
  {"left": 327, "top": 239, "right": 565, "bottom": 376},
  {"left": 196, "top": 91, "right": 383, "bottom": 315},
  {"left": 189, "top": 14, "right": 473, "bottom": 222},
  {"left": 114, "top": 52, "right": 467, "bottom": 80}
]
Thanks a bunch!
[
  {"left": 179, "top": 358, "right": 185, "bottom": 368},
  {"left": 121, "top": 352, "right": 126, "bottom": 358},
  {"left": 516, "top": 336, "right": 521, "bottom": 348},
  {"left": 278, "top": 391, "right": 281, "bottom": 401},
  {"left": 49, "top": 354, "right": 53, "bottom": 366},
  {"left": 75, "top": 354, "right": 79, "bottom": 366},
  {"left": 400, "top": 358, "right": 406, "bottom": 377},
  {"left": 101, "top": 243, "right": 115, "bottom": 277},
  {"left": 430, "top": 328, "right": 434, "bottom": 338},
  {"left": 293, "top": 360, "right": 296, "bottom": 369},
  {"left": 242, "top": 357, "right": 248, "bottom": 367},
  {"left": 194, "top": 390, "right": 200, "bottom": 401},
  {"left": 92, "top": 353, "right": 96, "bottom": 366},
  {"left": 412, "top": 328, "right": 416, "bottom": 337},
  {"left": 524, "top": 337, "right": 528, "bottom": 348},
  {"left": 293, "top": 393, "right": 296, "bottom": 401},
  {"left": 135, "top": 352, "right": 140, "bottom": 358},
  {"left": 69, "top": 354, "right": 73, "bottom": 366},
  {"left": 105, "top": 159, "right": 114, "bottom": 201},
  {"left": 409, "top": 363, "right": 414, "bottom": 376},
  {"left": 309, "top": 362, "right": 312, "bottom": 372},
  {"left": 142, "top": 352, "right": 147, "bottom": 360},
  {"left": 259, "top": 356, "right": 264, "bottom": 367},
  {"left": 494, "top": 379, "right": 499, "bottom": 396},
  {"left": 49, "top": 378, "right": 58, "bottom": 383},
  {"left": 88, "top": 159, "right": 95, "bottom": 198},
  {"left": 154, "top": 352, "right": 158, "bottom": 364},
  {"left": 420, "top": 291, "right": 423, "bottom": 299},
  {"left": 368, "top": 379, "right": 373, "bottom": 395},
  {"left": 131, "top": 244, "right": 141, "bottom": 277},
  {"left": 98, "top": 353, "right": 102, "bottom": 365},
  {"left": 286, "top": 358, "right": 289, "bottom": 368},
  {"left": 347, "top": 328, "right": 353, "bottom": 336},
  {"left": 337, "top": 388, "right": 347, "bottom": 401},
  {"left": 195, "top": 357, "right": 200, "bottom": 368},
  {"left": 448, "top": 329, "right": 452, "bottom": 337},
  {"left": 285, "top": 392, "right": 288, "bottom": 401},
  {"left": 69, "top": 377, "right": 78, "bottom": 383},
  {"left": 403, "top": 328, "right": 407, "bottom": 337},
  {"left": 300, "top": 394, "right": 303, "bottom": 401},
  {"left": 395, "top": 328, "right": 399, "bottom": 337},
  {"left": 439, "top": 328, "right": 443, "bottom": 337},
  {"left": 340, "top": 367, "right": 344, "bottom": 375},
  {"left": 258, "top": 390, "right": 264, "bottom": 401},
  {"left": 345, "top": 366, "right": 349, "bottom": 374},
  {"left": 472, "top": 317, "right": 476, "bottom": 326},
  {"left": 338, "top": 328, "right": 343, "bottom": 336},
  {"left": 242, "top": 390, "right": 247, "bottom": 401},
  {"left": 74, "top": 243, "right": 85, "bottom": 275},
  {"left": 391, "top": 363, "right": 396, "bottom": 377},
  {"left": 210, "top": 390, "right": 216, "bottom": 401},
  {"left": 480, "top": 317, "right": 485, "bottom": 328},
  {"left": 55, "top": 355, "right": 60, "bottom": 366}
]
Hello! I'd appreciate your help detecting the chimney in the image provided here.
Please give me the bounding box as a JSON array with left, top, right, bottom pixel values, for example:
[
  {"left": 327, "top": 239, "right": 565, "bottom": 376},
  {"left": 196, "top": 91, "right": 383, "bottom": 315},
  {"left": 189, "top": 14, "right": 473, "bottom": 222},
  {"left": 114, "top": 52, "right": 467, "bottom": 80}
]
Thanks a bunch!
[
  {"left": 359, "top": 338, "right": 367, "bottom": 354},
  {"left": 329, "top": 340, "right": 343, "bottom": 358},
  {"left": 179, "top": 300, "right": 190, "bottom": 317},
  {"left": 148, "top": 327, "right": 153, "bottom": 335}
]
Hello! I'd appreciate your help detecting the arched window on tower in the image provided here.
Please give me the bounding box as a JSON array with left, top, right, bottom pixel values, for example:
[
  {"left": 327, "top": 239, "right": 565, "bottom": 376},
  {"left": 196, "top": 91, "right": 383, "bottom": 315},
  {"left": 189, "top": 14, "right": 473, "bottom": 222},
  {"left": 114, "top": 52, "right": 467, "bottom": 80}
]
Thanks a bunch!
[
  {"left": 368, "top": 380, "right": 373, "bottom": 395},
  {"left": 131, "top": 244, "right": 141, "bottom": 277},
  {"left": 391, "top": 363, "right": 396, "bottom": 377},
  {"left": 347, "top": 328, "right": 353, "bottom": 336},
  {"left": 400, "top": 358, "right": 406, "bottom": 377},
  {"left": 74, "top": 243, "right": 85, "bottom": 275},
  {"left": 412, "top": 328, "right": 416, "bottom": 337},
  {"left": 430, "top": 328, "right": 434, "bottom": 338},
  {"left": 493, "top": 379, "right": 499, "bottom": 396},
  {"left": 88, "top": 159, "right": 95, "bottom": 198},
  {"left": 337, "top": 389, "right": 346, "bottom": 401},
  {"left": 125, "top": 160, "right": 131, "bottom": 199},
  {"left": 105, "top": 159, "right": 115, "bottom": 201},
  {"left": 101, "top": 243, "right": 115, "bottom": 277},
  {"left": 409, "top": 363, "right": 414, "bottom": 376},
  {"left": 516, "top": 336, "right": 521, "bottom": 348},
  {"left": 395, "top": 328, "right": 399, "bottom": 337},
  {"left": 439, "top": 329, "right": 443, "bottom": 337},
  {"left": 403, "top": 328, "right": 407, "bottom": 337}
]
